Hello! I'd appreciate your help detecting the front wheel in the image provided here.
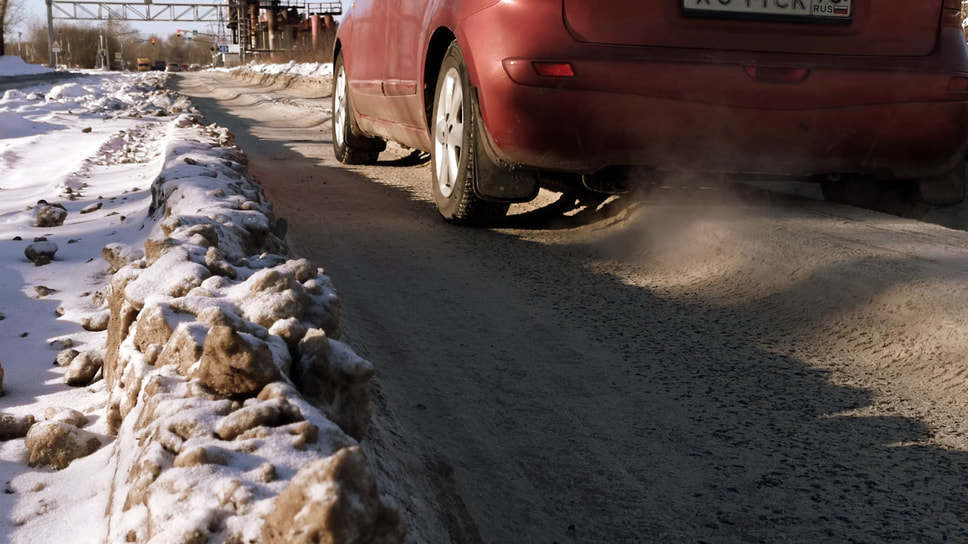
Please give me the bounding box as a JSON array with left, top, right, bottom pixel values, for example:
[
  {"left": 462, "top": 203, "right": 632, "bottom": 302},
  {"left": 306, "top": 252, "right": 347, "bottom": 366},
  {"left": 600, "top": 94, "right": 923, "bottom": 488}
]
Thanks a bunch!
[
  {"left": 332, "top": 52, "right": 384, "bottom": 165},
  {"left": 431, "top": 43, "right": 509, "bottom": 225}
]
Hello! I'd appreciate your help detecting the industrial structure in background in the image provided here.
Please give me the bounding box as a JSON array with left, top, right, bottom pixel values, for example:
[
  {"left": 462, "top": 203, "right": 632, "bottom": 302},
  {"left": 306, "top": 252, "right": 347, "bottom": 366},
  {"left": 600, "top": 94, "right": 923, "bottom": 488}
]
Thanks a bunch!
[
  {"left": 44, "top": 0, "right": 342, "bottom": 67},
  {"left": 228, "top": 0, "right": 340, "bottom": 58}
]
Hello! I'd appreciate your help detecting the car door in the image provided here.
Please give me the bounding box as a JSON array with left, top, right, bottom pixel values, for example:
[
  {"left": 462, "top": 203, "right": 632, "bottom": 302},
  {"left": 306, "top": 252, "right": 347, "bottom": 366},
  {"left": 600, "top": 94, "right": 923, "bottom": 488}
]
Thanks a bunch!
[
  {"left": 380, "top": 0, "right": 435, "bottom": 147},
  {"left": 342, "top": 0, "right": 390, "bottom": 121}
]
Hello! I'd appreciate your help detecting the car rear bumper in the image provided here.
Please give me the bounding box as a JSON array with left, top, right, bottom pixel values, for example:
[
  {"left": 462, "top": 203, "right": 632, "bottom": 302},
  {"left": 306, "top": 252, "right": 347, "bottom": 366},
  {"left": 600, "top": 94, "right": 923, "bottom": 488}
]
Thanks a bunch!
[
  {"left": 479, "top": 77, "right": 968, "bottom": 179},
  {"left": 463, "top": 12, "right": 968, "bottom": 179}
]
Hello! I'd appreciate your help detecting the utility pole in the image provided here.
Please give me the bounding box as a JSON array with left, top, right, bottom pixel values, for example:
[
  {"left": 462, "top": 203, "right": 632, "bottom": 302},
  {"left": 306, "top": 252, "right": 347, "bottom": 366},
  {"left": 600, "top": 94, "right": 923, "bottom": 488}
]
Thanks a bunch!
[
  {"left": 100, "top": 33, "right": 110, "bottom": 70},
  {"left": 46, "top": 0, "right": 56, "bottom": 67}
]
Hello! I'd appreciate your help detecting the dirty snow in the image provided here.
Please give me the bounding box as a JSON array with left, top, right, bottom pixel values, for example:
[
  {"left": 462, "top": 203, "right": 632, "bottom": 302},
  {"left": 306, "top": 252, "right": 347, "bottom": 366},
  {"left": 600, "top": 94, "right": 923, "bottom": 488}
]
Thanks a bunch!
[
  {"left": 0, "top": 55, "right": 399, "bottom": 543},
  {"left": 222, "top": 60, "right": 334, "bottom": 79}
]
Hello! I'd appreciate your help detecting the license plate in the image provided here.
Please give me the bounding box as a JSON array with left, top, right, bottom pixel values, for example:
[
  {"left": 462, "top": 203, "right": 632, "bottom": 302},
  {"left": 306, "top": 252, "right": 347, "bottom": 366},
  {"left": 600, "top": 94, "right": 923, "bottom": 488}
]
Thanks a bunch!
[{"left": 682, "top": 0, "right": 852, "bottom": 23}]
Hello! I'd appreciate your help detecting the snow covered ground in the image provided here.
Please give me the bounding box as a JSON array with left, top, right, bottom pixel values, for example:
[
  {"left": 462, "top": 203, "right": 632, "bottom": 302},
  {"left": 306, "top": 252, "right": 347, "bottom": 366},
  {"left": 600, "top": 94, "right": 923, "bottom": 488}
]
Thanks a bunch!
[{"left": 0, "top": 56, "right": 400, "bottom": 543}]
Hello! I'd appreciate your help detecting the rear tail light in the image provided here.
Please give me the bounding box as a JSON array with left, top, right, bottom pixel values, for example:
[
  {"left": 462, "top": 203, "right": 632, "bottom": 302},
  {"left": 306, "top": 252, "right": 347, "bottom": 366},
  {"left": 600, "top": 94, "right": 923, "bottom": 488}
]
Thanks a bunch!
[
  {"left": 948, "top": 77, "right": 968, "bottom": 91},
  {"left": 744, "top": 66, "right": 810, "bottom": 84},
  {"left": 532, "top": 62, "right": 575, "bottom": 78}
]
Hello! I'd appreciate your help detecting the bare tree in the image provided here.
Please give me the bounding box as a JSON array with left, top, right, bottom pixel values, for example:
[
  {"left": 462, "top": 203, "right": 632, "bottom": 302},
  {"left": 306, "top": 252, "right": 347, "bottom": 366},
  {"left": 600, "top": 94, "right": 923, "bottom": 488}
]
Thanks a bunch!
[
  {"left": 1, "top": 0, "right": 26, "bottom": 56},
  {"left": 0, "top": 0, "right": 7, "bottom": 56},
  {"left": 19, "top": 21, "right": 99, "bottom": 69}
]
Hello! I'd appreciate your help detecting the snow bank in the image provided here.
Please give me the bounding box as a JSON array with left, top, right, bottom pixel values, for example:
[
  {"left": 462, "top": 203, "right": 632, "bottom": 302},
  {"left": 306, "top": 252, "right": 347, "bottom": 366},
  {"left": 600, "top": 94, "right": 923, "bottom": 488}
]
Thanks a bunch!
[
  {"left": 238, "top": 60, "right": 334, "bottom": 78},
  {"left": 0, "top": 64, "right": 402, "bottom": 543},
  {"left": 100, "top": 116, "right": 403, "bottom": 543},
  {"left": 0, "top": 55, "right": 54, "bottom": 77},
  {"left": 0, "top": 111, "right": 58, "bottom": 138},
  {"left": 219, "top": 61, "right": 333, "bottom": 90}
]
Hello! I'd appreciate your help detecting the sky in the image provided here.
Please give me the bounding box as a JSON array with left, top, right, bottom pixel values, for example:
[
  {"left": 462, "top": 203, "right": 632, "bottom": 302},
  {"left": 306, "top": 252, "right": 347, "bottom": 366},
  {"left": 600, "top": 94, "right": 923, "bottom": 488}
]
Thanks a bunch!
[{"left": 19, "top": 0, "right": 348, "bottom": 41}]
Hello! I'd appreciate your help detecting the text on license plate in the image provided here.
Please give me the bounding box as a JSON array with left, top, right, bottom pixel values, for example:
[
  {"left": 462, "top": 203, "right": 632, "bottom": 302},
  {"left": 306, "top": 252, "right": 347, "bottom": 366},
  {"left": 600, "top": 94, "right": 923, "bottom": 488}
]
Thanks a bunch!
[{"left": 682, "top": 0, "right": 852, "bottom": 21}]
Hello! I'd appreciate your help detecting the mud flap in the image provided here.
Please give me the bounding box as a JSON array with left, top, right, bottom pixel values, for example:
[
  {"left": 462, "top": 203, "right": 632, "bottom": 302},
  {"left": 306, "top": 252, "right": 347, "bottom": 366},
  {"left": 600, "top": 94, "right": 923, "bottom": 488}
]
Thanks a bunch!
[
  {"left": 471, "top": 98, "right": 539, "bottom": 202},
  {"left": 346, "top": 127, "right": 387, "bottom": 152},
  {"left": 919, "top": 161, "right": 967, "bottom": 206}
]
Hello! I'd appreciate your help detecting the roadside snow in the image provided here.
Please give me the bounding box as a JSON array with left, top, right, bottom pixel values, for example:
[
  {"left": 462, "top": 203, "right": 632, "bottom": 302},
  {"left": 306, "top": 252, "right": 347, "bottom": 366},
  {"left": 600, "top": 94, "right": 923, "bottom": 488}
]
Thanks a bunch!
[
  {"left": 226, "top": 60, "right": 334, "bottom": 79},
  {"left": 0, "top": 57, "right": 401, "bottom": 542},
  {"left": 0, "top": 56, "right": 53, "bottom": 76}
]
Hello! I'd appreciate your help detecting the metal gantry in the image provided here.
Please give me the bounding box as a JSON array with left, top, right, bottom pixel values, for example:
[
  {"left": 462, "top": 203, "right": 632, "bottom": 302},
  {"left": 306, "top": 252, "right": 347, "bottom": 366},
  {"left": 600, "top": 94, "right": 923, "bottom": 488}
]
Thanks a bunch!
[
  {"left": 48, "top": 1, "right": 225, "bottom": 22},
  {"left": 47, "top": 1, "right": 340, "bottom": 22},
  {"left": 43, "top": 0, "right": 343, "bottom": 67}
]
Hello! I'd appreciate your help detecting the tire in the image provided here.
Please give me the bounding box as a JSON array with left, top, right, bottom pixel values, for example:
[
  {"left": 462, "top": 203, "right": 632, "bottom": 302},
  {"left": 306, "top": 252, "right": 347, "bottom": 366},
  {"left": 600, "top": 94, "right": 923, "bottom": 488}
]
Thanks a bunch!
[
  {"left": 819, "top": 176, "right": 882, "bottom": 209},
  {"left": 918, "top": 161, "right": 967, "bottom": 206},
  {"left": 431, "top": 43, "right": 510, "bottom": 225},
  {"left": 819, "top": 176, "right": 927, "bottom": 218},
  {"left": 332, "top": 52, "right": 384, "bottom": 165}
]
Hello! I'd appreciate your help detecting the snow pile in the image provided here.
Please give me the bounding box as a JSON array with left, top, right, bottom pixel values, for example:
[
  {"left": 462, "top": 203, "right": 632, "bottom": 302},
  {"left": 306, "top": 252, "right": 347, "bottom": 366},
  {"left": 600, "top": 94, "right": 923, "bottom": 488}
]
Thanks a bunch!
[
  {"left": 228, "top": 60, "right": 334, "bottom": 79},
  {"left": 1, "top": 66, "right": 402, "bottom": 543},
  {"left": 101, "top": 117, "right": 401, "bottom": 542},
  {"left": 220, "top": 61, "right": 334, "bottom": 91},
  {"left": 0, "top": 109, "right": 58, "bottom": 139},
  {"left": 0, "top": 55, "right": 54, "bottom": 76}
]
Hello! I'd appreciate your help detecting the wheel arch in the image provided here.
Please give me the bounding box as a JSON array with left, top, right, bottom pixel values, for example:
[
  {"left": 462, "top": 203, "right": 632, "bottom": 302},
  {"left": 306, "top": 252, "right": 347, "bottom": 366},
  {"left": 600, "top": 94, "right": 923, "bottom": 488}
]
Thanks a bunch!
[
  {"left": 332, "top": 38, "right": 342, "bottom": 65},
  {"left": 423, "top": 28, "right": 458, "bottom": 135}
]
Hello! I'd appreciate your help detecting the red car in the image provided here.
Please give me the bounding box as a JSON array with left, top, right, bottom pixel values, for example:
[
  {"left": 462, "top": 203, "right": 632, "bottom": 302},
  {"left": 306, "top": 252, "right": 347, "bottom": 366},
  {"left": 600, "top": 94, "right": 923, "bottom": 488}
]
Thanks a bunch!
[{"left": 333, "top": 0, "right": 968, "bottom": 224}]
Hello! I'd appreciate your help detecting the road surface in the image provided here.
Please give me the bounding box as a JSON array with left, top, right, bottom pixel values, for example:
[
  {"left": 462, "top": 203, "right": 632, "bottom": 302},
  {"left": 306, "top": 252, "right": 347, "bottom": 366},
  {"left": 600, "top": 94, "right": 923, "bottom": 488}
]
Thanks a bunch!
[{"left": 176, "top": 70, "right": 968, "bottom": 543}]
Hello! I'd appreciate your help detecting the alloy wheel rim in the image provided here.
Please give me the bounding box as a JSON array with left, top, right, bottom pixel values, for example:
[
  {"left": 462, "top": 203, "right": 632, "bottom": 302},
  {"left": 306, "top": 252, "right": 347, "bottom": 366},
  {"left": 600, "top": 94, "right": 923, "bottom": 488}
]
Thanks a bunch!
[
  {"left": 334, "top": 66, "right": 347, "bottom": 148},
  {"left": 434, "top": 67, "right": 463, "bottom": 199}
]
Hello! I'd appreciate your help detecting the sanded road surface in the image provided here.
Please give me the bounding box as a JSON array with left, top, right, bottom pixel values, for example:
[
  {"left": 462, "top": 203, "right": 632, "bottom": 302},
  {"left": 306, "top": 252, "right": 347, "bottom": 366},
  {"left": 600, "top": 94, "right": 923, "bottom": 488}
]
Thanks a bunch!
[{"left": 177, "top": 70, "right": 968, "bottom": 543}]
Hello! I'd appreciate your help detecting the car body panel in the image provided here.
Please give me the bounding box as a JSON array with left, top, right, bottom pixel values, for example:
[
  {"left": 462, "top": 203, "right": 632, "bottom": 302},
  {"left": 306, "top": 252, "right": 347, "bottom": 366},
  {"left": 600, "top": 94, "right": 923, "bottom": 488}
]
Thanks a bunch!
[
  {"left": 339, "top": 0, "right": 389, "bottom": 121},
  {"left": 564, "top": 0, "right": 941, "bottom": 57},
  {"left": 335, "top": 0, "right": 968, "bottom": 181},
  {"left": 382, "top": 0, "right": 432, "bottom": 133}
]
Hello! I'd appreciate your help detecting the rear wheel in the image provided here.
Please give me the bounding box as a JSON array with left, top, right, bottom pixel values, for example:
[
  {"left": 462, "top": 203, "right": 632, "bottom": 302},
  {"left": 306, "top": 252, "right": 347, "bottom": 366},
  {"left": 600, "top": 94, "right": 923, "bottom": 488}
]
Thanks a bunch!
[
  {"left": 332, "top": 52, "right": 384, "bottom": 165},
  {"left": 431, "top": 42, "right": 510, "bottom": 225},
  {"left": 819, "top": 176, "right": 883, "bottom": 209},
  {"left": 819, "top": 176, "right": 927, "bottom": 217},
  {"left": 918, "top": 161, "right": 967, "bottom": 206}
]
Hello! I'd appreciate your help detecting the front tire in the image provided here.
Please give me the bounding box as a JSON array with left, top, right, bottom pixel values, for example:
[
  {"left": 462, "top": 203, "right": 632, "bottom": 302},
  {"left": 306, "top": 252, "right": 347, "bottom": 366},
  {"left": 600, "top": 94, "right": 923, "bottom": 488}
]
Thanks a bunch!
[
  {"left": 332, "top": 52, "right": 384, "bottom": 165},
  {"left": 431, "top": 43, "right": 509, "bottom": 225}
]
